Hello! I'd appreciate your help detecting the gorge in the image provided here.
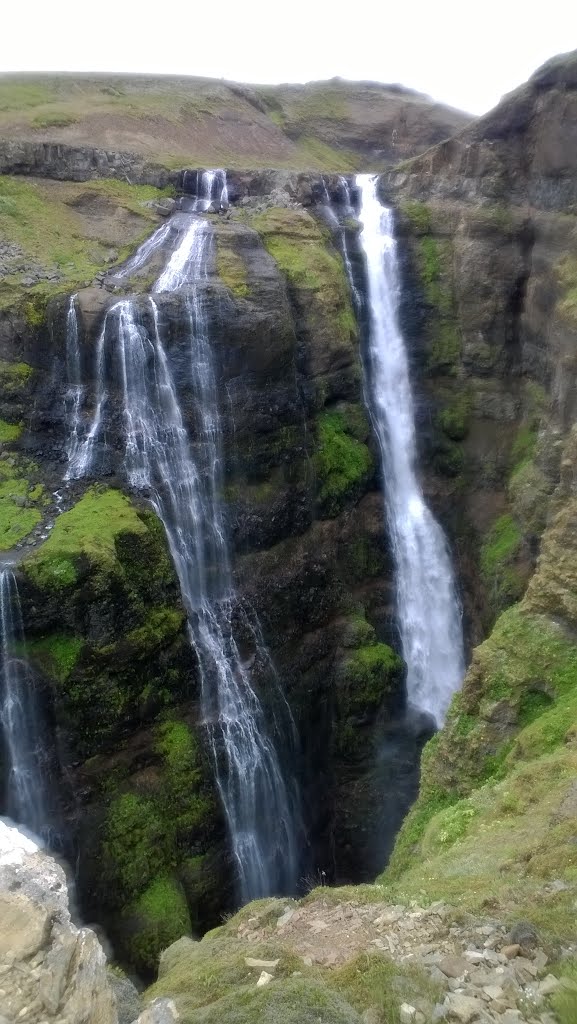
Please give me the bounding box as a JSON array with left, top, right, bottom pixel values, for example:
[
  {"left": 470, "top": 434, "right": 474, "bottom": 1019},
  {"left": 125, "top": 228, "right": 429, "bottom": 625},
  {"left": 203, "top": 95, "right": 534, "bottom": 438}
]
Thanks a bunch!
[{"left": 0, "top": 51, "right": 576, "bottom": 1024}]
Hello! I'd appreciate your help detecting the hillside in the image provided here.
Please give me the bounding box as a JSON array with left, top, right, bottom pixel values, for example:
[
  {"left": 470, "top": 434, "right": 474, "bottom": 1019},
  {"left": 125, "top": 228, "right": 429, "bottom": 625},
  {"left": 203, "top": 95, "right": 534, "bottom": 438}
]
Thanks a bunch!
[{"left": 0, "top": 73, "right": 471, "bottom": 171}]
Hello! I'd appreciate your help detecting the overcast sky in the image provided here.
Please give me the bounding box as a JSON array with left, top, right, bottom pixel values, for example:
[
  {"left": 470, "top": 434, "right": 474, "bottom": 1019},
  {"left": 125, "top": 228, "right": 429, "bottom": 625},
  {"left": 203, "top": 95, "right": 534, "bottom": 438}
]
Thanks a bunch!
[{"left": 3, "top": 0, "right": 577, "bottom": 115}]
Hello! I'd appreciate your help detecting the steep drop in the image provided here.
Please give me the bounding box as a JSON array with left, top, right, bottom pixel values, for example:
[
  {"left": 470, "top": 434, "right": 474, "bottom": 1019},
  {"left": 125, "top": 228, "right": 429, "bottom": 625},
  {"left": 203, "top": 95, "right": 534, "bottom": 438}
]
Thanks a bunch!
[
  {"left": 66, "top": 175, "right": 300, "bottom": 902},
  {"left": 356, "top": 174, "right": 464, "bottom": 724}
]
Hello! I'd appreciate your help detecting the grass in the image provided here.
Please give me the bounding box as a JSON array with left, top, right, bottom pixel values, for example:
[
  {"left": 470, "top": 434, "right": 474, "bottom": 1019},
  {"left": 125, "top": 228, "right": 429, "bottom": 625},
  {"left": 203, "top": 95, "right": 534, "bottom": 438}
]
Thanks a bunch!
[
  {"left": 216, "top": 238, "right": 249, "bottom": 298},
  {"left": 26, "top": 634, "right": 83, "bottom": 682},
  {"left": 22, "top": 486, "right": 148, "bottom": 590},
  {"left": 0, "top": 175, "right": 169, "bottom": 312},
  {"left": 0, "top": 455, "right": 46, "bottom": 549}
]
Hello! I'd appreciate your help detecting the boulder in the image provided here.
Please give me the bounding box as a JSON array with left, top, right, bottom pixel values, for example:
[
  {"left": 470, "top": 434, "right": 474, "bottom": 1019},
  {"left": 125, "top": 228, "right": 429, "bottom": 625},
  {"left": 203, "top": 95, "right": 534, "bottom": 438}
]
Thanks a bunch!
[{"left": 0, "top": 818, "right": 118, "bottom": 1024}]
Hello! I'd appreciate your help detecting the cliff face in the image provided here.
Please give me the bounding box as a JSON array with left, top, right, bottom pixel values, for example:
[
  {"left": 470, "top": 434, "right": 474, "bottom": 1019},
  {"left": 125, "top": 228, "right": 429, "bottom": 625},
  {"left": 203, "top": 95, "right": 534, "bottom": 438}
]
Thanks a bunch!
[
  {"left": 0, "top": 170, "right": 419, "bottom": 970},
  {"left": 1, "top": 52, "right": 577, "bottom": 993},
  {"left": 373, "top": 51, "right": 577, "bottom": 964}
]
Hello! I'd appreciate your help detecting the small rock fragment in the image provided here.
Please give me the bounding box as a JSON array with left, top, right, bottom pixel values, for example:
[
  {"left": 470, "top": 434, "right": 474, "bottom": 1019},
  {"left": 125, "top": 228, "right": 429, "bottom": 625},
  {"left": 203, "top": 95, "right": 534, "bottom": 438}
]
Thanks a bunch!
[
  {"left": 400, "top": 1004, "right": 417, "bottom": 1024},
  {"left": 256, "top": 971, "right": 273, "bottom": 987},
  {"left": 438, "top": 957, "right": 471, "bottom": 979},
  {"left": 538, "top": 974, "right": 560, "bottom": 996},
  {"left": 443, "top": 992, "right": 482, "bottom": 1022},
  {"left": 276, "top": 907, "right": 294, "bottom": 929},
  {"left": 245, "top": 957, "right": 279, "bottom": 969}
]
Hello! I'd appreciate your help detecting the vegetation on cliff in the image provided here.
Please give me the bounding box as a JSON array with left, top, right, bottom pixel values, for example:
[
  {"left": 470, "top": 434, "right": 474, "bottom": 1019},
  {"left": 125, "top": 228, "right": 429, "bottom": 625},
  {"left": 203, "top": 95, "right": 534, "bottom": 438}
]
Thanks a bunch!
[{"left": 0, "top": 175, "right": 170, "bottom": 312}]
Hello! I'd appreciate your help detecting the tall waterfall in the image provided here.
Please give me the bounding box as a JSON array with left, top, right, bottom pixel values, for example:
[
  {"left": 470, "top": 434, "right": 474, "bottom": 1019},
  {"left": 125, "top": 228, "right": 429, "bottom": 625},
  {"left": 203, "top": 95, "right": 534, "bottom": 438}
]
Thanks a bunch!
[
  {"left": 356, "top": 174, "right": 464, "bottom": 725},
  {"left": 0, "top": 568, "right": 49, "bottom": 837},
  {"left": 66, "top": 173, "right": 300, "bottom": 901}
]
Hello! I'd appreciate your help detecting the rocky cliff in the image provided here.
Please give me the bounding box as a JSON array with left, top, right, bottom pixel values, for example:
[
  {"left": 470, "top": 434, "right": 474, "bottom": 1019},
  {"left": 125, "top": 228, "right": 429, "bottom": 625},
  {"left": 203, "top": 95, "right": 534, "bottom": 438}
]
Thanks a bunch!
[
  {"left": 0, "top": 818, "right": 123, "bottom": 1024},
  {"left": 0, "top": 51, "right": 576, "bottom": 1022}
]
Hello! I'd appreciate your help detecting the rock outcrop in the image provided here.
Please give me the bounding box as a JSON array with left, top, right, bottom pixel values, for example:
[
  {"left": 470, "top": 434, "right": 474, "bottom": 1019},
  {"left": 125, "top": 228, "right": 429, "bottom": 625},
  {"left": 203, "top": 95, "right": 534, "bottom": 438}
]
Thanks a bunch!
[{"left": 0, "top": 818, "right": 122, "bottom": 1024}]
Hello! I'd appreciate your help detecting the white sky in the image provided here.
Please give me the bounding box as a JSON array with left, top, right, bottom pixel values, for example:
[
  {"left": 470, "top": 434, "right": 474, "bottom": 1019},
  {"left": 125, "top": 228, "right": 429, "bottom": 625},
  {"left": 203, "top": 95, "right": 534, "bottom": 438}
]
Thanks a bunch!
[{"left": 3, "top": 0, "right": 577, "bottom": 115}]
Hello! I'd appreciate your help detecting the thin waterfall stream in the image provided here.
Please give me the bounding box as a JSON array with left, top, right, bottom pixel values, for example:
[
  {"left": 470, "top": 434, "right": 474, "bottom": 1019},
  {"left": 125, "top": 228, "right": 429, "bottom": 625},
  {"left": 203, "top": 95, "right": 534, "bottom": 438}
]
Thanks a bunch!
[
  {"left": 0, "top": 567, "right": 50, "bottom": 838},
  {"left": 355, "top": 174, "right": 464, "bottom": 724},
  {"left": 65, "top": 171, "right": 300, "bottom": 901}
]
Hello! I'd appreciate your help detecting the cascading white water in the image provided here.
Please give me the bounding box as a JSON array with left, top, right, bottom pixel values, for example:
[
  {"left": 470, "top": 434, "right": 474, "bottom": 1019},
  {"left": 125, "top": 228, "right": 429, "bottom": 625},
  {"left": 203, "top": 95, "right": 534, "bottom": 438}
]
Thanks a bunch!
[
  {"left": 356, "top": 174, "right": 464, "bottom": 725},
  {"left": 0, "top": 568, "right": 48, "bottom": 837},
  {"left": 63, "top": 295, "right": 84, "bottom": 477},
  {"left": 66, "top": 173, "right": 300, "bottom": 900}
]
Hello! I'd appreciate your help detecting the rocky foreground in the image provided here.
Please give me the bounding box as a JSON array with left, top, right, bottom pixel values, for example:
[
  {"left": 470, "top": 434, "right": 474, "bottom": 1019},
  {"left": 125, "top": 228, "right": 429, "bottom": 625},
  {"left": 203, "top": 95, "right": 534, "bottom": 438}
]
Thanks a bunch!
[
  {"left": 0, "top": 819, "right": 136, "bottom": 1024},
  {"left": 3, "top": 816, "right": 576, "bottom": 1024},
  {"left": 145, "top": 892, "right": 577, "bottom": 1024}
]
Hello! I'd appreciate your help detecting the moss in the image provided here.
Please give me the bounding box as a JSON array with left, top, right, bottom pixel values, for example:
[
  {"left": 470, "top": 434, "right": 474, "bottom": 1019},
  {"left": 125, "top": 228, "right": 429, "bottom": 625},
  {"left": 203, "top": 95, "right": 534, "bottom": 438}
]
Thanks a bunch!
[
  {"left": 104, "top": 792, "right": 172, "bottom": 900},
  {"left": 155, "top": 719, "right": 214, "bottom": 838},
  {"left": 0, "top": 458, "right": 45, "bottom": 549},
  {"left": 26, "top": 634, "right": 83, "bottom": 682},
  {"left": 252, "top": 207, "right": 357, "bottom": 353},
  {"left": 23, "top": 487, "right": 147, "bottom": 591},
  {"left": 331, "top": 951, "right": 443, "bottom": 1022},
  {"left": 429, "top": 321, "right": 460, "bottom": 373},
  {"left": 0, "top": 360, "right": 34, "bottom": 397},
  {"left": 400, "top": 199, "right": 432, "bottom": 235},
  {"left": 511, "top": 424, "right": 538, "bottom": 472},
  {"left": 124, "top": 608, "right": 184, "bottom": 656},
  {"left": 480, "top": 513, "right": 524, "bottom": 609},
  {"left": 127, "top": 875, "right": 191, "bottom": 973},
  {"left": 314, "top": 410, "right": 373, "bottom": 516},
  {"left": 215, "top": 238, "right": 249, "bottom": 298},
  {"left": 341, "top": 614, "right": 377, "bottom": 649},
  {"left": 437, "top": 391, "right": 471, "bottom": 442},
  {"left": 0, "top": 420, "right": 23, "bottom": 443},
  {"left": 335, "top": 642, "right": 404, "bottom": 757},
  {"left": 341, "top": 643, "right": 403, "bottom": 712}
]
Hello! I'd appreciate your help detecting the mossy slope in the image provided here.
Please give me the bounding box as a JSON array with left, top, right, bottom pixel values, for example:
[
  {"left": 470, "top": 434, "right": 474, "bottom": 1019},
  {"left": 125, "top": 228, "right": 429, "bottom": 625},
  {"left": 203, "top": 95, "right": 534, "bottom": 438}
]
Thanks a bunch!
[{"left": 379, "top": 458, "right": 577, "bottom": 943}]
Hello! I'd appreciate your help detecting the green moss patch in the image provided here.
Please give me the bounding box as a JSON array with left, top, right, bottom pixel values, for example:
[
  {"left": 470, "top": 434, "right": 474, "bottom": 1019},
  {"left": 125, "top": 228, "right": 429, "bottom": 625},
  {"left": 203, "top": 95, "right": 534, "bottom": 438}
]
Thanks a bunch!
[
  {"left": 127, "top": 876, "right": 192, "bottom": 974},
  {"left": 0, "top": 455, "right": 46, "bottom": 550},
  {"left": 0, "top": 360, "right": 34, "bottom": 397},
  {"left": 0, "top": 420, "right": 23, "bottom": 443},
  {"left": 340, "top": 643, "right": 403, "bottom": 714},
  {"left": 314, "top": 409, "right": 373, "bottom": 516},
  {"left": 22, "top": 487, "right": 147, "bottom": 590},
  {"left": 155, "top": 719, "right": 215, "bottom": 839},
  {"left": 215, "top": 238, "right": 249, "bottom": 298},
  {"left": 104, "top": 791, "right": 172, "bottom": 900},
  {"left": 26, "top": 634, "right": 83, "bottom": 682},
  {"left": 480, "top": 513, "right": 524, "bottom": 610},
  {"left": 0, "top": 175, "right": 169, "bottom": 312},
  {"left": 252, "top": 207, "right": 357, "bottom": 355}
]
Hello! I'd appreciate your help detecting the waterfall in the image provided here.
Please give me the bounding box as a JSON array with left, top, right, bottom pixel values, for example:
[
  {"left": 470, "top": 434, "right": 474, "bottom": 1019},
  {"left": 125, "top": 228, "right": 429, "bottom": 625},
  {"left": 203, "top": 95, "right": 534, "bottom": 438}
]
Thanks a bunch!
[
  {"left": 0, "top": 568, "right": 49, "bottom": 837},
  {"left": 65, "top": 174, "right": 300, "bottom": 901},
  {"left": 63, "top": 294, "right": 84, "bottom": 475},
  {"left": 356, "top": 174, "right": 464, "bottom": 725}
]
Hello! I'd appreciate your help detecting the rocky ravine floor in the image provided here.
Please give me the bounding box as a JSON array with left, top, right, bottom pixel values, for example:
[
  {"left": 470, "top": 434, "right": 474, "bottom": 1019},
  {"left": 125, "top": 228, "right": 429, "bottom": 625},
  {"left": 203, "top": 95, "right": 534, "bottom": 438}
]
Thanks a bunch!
[{"left": 147, "top": 892, "right": 577, "bottom": 1024}]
